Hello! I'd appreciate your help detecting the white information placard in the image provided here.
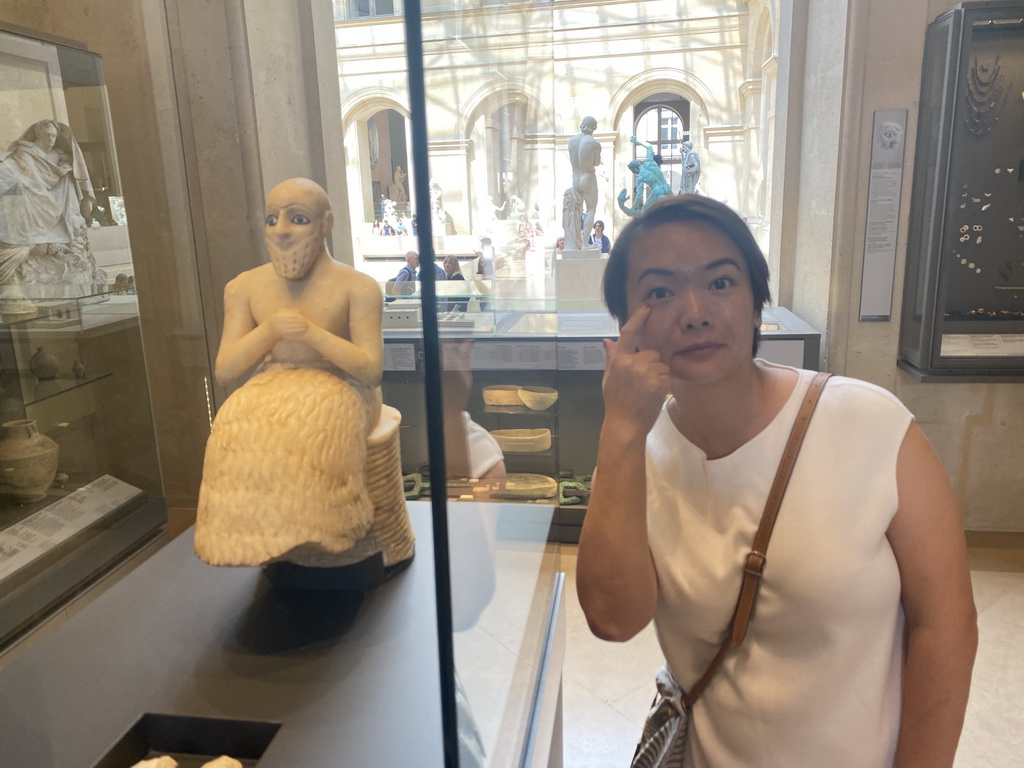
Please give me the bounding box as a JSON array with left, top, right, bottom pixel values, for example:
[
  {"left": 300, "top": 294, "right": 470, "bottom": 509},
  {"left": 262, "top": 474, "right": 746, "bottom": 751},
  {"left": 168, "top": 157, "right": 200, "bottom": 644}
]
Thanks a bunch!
[
  {"left": 470, "top": 341, "right": 557, "bottom": 370},
  {"left": 383, "top": 342, "right": 418, "bottom": 371},
  {"left": 0, "top": 475, "right": 144, "bottom": 582},
  {"left": 940, "top": 334, "right": 1024, "bottom": 357},
  {"left": 556, "top": 341, "right": 607, "bottom": 370},
  {"left": 860, "top": 109, "right": 908, "bottom": 321}
]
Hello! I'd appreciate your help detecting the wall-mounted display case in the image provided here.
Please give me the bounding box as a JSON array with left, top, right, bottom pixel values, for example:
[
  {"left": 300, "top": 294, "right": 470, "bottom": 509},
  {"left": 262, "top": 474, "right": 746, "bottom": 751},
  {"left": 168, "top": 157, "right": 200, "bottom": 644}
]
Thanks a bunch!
[
  {"left": 899, "top": 2, "right": 1024, "bottom": 379},
  {"left": 0, "top": 28, "right": 165, "bottom": 649}
]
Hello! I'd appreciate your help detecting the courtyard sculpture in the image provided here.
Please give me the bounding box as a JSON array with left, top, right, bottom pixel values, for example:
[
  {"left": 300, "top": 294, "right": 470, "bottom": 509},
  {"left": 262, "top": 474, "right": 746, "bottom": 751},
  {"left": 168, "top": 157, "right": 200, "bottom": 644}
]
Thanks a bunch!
[
  {"left": 390, "top": 164, "right": 408, "bottom": 202},
  {"left": 617, "top": 135, "right": 673, "bottom": 218},
  {"left": 681, "top": 139, "right": 701, "bottom": 195},
  {"left": 195, "top": 178, "right": 413, "bottom": 585},
  {"left": 562, "top": 116, "right": 601, "bottom": 249}
]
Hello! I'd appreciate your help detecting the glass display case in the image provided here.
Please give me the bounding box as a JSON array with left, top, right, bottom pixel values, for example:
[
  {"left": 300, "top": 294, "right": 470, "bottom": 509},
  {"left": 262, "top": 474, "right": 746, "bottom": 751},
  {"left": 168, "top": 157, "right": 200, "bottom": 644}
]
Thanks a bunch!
[
  {"left": 898, "top": 2, "right": 1024, "bottom": 379},
  {"left": 383, "top": 304, "right": 819, "bottom": 543},
  {"left": 0, "top": 28, "right": 165, "bottom": 649}
]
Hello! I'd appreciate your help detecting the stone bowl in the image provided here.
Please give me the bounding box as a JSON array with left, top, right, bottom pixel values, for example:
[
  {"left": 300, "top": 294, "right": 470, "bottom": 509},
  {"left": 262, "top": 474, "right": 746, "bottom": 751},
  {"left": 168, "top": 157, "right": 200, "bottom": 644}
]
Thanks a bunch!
[
  {"left": 490, "top": 473, "right": 558, "bottom": 500},
  {"left": 482, "top": 384, "right": 522, "bottom": 406},
  {"left": 517, "top": 386, "right": 558, "bottom": 411},
  {"left": 489, "top": 428, "right": 552, "bottom": 453}
]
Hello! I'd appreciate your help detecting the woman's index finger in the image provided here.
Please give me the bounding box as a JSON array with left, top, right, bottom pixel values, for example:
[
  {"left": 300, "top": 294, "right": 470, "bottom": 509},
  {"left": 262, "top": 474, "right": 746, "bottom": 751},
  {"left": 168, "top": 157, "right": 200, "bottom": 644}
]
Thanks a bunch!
[{"left": 616, "top": 304, "right": 650, "bottom": 351}]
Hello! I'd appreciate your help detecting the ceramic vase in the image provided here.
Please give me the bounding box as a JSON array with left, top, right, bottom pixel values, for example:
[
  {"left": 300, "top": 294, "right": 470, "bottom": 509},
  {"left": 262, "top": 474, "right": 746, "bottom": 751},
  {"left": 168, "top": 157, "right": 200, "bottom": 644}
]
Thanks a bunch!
[
  {"left": 28, "top": 347, "right": 59, "bottom": 381},
  {"left": 0, "top": 419, "right": 60, "bottom": 502}
]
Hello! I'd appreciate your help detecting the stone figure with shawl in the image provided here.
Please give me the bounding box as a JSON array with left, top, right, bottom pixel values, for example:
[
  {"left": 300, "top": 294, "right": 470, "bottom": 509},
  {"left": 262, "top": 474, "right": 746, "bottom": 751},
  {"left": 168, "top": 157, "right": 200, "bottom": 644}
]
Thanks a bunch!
[
  {"left": 0, "top": 120, "right": 107, "bottom": 311},
  {"left": 681, "top": 140, "right": 701, "bottom": 195}
]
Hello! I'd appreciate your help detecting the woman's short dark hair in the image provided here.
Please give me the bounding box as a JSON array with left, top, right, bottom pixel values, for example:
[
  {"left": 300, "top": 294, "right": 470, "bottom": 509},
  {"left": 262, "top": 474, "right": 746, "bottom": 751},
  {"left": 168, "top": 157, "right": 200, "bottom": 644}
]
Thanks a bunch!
[{"left": 602, "top": 195, "right": 771, "bottom": 355}]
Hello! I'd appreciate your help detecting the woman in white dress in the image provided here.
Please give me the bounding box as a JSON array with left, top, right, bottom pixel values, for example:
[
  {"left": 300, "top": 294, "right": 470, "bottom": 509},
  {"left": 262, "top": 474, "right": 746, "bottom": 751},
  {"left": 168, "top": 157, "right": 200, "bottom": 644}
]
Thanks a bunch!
[{"left": 576, "top": 195, "right": 977, "bottom": 767}]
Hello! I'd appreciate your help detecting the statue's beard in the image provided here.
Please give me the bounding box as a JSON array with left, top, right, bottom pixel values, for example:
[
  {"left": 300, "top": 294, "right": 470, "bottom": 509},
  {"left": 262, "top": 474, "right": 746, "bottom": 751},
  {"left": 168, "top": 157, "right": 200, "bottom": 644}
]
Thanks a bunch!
[{"left": 267, "top": 237, "right": 320, "bottom": 279}]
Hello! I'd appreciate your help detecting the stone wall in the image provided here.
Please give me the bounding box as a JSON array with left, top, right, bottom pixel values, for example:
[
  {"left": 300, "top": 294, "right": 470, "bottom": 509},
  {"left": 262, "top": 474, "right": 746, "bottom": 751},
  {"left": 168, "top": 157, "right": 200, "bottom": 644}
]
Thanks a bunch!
[{"left": 781, "top": 0, "right": 1024, "bottom": 530}]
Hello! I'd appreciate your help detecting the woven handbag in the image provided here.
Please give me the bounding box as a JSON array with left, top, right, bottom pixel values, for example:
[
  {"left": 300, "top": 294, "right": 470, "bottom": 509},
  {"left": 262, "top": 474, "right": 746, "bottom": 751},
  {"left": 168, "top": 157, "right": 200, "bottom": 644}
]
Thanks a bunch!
[{"left": 630, "top": 372, "right": 831, "bottom": 767}]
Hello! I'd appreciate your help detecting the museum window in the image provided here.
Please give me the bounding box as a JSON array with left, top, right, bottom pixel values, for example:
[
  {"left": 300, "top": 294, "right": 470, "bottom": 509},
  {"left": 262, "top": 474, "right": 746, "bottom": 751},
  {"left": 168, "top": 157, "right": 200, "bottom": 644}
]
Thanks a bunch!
[
  {"left": 633, "top": 95, "right": 690, "bottom": 195},
  {"left": 339, "top": 0, "right": 397, "bottom": 19}
]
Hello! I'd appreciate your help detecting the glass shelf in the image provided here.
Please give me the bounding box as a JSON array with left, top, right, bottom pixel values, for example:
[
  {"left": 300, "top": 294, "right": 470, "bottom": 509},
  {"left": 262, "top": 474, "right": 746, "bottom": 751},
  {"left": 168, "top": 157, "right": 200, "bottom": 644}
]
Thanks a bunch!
[{"left": 14, "top": 372, "right": 113, "bottom": 407}]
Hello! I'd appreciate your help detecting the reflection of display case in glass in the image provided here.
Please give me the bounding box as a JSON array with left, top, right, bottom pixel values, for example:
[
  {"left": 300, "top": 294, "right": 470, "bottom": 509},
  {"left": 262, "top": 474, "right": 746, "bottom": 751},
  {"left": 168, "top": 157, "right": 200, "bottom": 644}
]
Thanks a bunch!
[
  {"left": 0, "top": 28, "right": 164, "bottom": 648},
  {"left": 383, "top": 305, "right": 820, "bottom": 543},
  {"left": 899, "top": 2, "right": 1024, "bottom": 379}
]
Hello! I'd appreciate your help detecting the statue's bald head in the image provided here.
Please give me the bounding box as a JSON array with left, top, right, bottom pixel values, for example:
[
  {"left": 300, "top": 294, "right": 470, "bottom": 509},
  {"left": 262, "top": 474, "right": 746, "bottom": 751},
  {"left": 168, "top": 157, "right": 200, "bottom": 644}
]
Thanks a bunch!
[
  {"left": 264, "top": 178, "right": 335, "bottom": 279},
  {"left": 267, "top": 178, "right": 333, "bottom": 220}
]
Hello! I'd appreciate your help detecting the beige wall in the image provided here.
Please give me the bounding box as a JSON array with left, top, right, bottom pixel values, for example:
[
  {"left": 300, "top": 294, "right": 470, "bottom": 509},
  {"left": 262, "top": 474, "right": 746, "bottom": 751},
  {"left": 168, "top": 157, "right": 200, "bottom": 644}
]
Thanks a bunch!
[{"left": 781, "top": 0, "right": 1024, "bottom": 531}]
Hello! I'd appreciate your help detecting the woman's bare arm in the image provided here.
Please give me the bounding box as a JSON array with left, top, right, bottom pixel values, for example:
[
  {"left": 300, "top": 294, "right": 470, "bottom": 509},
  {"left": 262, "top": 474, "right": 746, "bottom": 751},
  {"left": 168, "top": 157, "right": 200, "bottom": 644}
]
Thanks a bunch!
[
  {"left": 577, "top": 306, "right": 668, "bottom": 641},
  {"left": 888, "top": 423, "right": 978, "bottom": 767}
]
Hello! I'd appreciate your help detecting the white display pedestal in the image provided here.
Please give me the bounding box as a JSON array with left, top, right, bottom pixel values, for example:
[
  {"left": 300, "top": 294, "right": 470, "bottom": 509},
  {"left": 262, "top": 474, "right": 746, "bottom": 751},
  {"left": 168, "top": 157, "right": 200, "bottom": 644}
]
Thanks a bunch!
[{"left": 555, "top": 249, "right": 608, "bottom": 309}]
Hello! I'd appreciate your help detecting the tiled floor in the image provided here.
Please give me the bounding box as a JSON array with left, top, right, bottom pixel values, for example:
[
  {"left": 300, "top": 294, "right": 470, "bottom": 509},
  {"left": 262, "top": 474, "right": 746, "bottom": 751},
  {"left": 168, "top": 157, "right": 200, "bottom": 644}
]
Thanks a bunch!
[{"left": 558, "top": 541, "right": 1024, "bottom": 768}]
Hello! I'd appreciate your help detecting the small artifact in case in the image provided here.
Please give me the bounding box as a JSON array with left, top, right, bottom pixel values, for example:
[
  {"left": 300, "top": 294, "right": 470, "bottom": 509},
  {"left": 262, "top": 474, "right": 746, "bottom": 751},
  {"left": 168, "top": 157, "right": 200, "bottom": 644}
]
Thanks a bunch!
[
  {"left": 482, "top": 384, "right": 522, "bottom": 406},
  {"left": 517, "top": 386, "right": 558, "bottom": 411},
  {"left": 489, "top": 428, "right": 552, "bottom": 453},
  {"left": 490, "top": 473, "right": 558, "bottom": 500}
]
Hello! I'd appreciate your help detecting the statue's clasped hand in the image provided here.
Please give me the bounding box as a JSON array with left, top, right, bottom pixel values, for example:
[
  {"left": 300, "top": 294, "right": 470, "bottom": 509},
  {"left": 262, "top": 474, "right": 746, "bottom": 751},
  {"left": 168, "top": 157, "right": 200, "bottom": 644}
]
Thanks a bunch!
[{"left": 268, "top": 308, "right": 310, "bottom": 341}]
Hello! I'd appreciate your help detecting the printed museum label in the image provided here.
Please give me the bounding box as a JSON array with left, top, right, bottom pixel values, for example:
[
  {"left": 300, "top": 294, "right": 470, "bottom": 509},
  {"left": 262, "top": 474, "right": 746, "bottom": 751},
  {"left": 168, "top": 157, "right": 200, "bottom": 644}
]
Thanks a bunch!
[
  {"left": 860, "top": 109, "right": 908, "bottom": 321},
  {"left": 556, "top": 341, "right": 607, "bottom": 370},
  {"left": 940, "top": 334, "right": 1024, "bottom": 357},
  {"left": 383, "top": 342, "right": 418, "bottom": 371},
  {"left": 469, "top": 341, "right": 557, "bottom": 370},
  {"left": 0, "top": 475, "right": 144, "bottom": 582}
]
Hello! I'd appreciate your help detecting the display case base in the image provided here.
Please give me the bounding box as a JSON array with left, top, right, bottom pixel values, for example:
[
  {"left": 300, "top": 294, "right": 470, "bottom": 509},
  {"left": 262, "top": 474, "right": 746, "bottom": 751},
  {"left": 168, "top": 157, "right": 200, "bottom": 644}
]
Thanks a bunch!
[
  {"left": 262, "top": 552, "right": 413, "bottom": 592},
  {"left": 897, "top": 357, "right": 1024, "bottom": 382}
]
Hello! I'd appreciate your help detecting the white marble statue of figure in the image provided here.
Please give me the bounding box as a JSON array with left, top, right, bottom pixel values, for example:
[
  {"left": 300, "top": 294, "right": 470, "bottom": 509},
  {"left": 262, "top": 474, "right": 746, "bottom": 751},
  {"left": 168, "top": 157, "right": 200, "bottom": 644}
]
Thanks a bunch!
[
  {"left": 0, "top": 120, "right": 106, "bottom": 308},
  {"left": 480, "top": 195, "right": 506, "bottom": 223},
  {"left": 681, "top": 140, "right": 702, "bottom": 195},
  {"left": 562, "top": 116, "right": 601, "bottom": 249},
  {"left": 195, "top": 178, "right": 413, "bottom": 576},
  {"left": 381, "top": 195, "right": 397, "bottom": 222},
  {"left": 429, "top": 177, "right": 445, "bottom": 225},
  {"left": 509, "top": 194, "right": 526, "bottom": 220},
  {"left": 389, "top": 165, "right": 408, "bottom": 202}
]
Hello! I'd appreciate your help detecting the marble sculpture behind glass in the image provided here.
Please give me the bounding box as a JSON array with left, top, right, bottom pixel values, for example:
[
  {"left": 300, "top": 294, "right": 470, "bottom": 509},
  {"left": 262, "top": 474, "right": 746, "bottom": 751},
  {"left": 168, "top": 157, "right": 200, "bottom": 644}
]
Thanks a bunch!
[{"left": 0, "top": 119, "right": 106, "bottom": 309}]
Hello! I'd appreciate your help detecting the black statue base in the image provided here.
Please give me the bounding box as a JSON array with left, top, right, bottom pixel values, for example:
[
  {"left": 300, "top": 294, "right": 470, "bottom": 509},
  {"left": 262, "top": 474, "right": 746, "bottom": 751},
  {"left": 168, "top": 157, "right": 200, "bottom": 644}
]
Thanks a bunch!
[{"left": 262, "top": 552, "right": 414, "bottom": 592}]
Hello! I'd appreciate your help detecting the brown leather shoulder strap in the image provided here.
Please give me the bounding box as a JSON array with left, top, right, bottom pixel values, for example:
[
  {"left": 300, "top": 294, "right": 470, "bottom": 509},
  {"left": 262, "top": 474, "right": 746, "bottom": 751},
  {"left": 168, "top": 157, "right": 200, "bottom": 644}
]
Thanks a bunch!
[{"left": 682, "top": 371, "right": 831, "bottom": 709}]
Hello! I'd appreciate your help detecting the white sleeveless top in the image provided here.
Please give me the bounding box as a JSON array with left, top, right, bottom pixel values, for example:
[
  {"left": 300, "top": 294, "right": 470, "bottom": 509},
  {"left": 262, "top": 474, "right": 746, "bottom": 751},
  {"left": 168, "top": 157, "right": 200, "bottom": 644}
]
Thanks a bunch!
[{"left": 646, "top": 362, "right": 913, "bottom": 767}]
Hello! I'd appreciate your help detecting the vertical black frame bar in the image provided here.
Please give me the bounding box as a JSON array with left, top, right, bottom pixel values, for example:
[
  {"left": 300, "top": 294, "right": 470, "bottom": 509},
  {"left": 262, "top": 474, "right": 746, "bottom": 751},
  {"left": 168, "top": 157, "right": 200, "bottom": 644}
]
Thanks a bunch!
[{"left": 401, "top": 2, "right": 459, "bottom": 766}]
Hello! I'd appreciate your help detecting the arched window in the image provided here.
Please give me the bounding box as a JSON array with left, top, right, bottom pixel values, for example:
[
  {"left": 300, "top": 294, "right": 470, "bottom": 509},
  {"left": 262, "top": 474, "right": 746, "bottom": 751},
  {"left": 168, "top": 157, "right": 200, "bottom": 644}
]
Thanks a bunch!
[{"left": 633, "top": 95, "right": 690, "bottom": 194}]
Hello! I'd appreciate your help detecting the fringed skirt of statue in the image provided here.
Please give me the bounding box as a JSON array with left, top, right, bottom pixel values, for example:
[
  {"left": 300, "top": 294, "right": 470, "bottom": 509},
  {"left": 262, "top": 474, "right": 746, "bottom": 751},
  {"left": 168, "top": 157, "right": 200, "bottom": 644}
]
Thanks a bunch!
[{"left": 195, "top": 360, "right": 413, "bottom": 569}]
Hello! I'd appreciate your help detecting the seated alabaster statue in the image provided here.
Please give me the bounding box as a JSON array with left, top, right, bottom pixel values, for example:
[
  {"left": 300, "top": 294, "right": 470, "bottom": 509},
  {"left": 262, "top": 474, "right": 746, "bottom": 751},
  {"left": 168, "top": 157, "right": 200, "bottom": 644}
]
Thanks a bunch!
[{"left": 195, "top": 178, "right": 413, "bottom": 583}]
